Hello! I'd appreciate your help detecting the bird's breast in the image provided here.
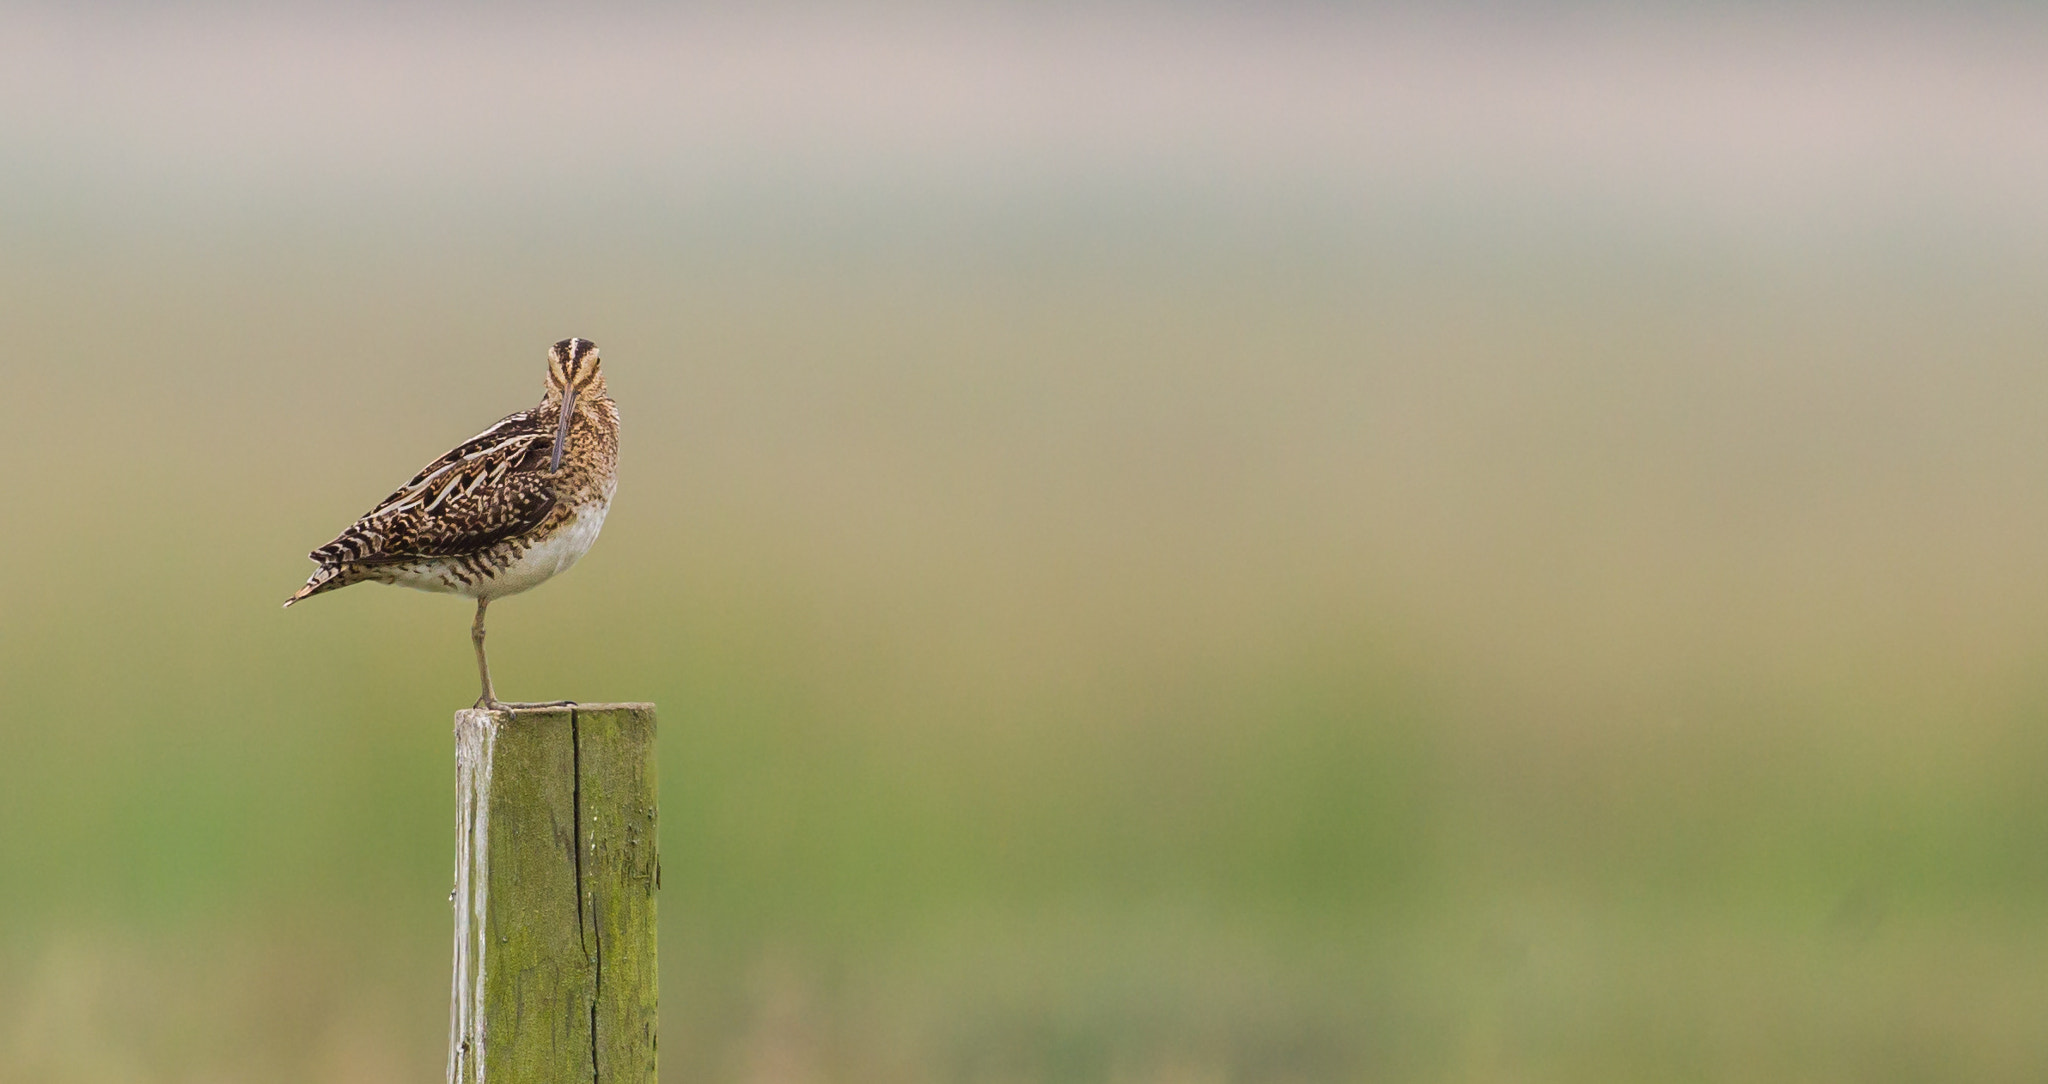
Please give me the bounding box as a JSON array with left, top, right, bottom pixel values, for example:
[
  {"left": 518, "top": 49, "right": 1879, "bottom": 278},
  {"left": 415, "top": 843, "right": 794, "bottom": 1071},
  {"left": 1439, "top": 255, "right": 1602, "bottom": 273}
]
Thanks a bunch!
[{"left": 476, "top": 491, "right": 613, "bottom": 600}]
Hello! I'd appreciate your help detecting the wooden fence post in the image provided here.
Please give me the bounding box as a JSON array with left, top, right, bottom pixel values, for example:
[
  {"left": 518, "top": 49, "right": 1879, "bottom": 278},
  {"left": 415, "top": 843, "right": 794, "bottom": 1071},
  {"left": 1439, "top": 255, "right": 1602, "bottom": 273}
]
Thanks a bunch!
[{"left": 448, "top": 704, "right": 658, "bottom": 1084}]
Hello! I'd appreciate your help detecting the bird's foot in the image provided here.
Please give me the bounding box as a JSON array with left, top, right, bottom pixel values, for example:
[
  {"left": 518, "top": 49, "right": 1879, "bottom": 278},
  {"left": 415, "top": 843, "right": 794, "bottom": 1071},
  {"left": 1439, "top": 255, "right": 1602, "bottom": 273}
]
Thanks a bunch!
[{"left": 474, "top": 697, "right": 579, "bottom": 713}]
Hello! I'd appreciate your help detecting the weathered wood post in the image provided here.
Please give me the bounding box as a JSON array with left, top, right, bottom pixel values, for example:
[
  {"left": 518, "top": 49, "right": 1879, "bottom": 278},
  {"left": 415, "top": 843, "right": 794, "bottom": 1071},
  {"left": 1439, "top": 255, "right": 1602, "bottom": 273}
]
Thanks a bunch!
[{"left": 448, "top": 704, "right": 658, "bottom": 1084}]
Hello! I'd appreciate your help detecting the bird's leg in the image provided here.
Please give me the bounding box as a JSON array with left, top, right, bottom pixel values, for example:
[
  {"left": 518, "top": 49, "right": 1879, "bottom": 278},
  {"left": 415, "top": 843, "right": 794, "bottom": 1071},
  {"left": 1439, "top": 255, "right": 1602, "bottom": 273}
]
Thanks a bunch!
[
  {"left": 472, "top": 597, "right": 499, "bottom": 710},
  {"left": 471, "top": 596, "right": 577, "bottom": 712}
]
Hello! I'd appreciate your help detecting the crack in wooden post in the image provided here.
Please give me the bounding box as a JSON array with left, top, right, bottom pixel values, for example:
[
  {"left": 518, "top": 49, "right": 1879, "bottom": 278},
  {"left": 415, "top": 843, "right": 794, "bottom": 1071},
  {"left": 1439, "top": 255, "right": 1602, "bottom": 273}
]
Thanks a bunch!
[{"left": 449, "top": 704, "right": 658, "bottom": 1084}]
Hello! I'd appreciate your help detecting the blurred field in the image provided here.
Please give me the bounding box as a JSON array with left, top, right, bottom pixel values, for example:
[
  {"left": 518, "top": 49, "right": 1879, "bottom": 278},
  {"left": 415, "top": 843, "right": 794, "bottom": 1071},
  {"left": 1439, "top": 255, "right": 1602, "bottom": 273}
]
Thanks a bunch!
[{"left": 8, "top": 4, "right": 2048, "bottom": 1082}]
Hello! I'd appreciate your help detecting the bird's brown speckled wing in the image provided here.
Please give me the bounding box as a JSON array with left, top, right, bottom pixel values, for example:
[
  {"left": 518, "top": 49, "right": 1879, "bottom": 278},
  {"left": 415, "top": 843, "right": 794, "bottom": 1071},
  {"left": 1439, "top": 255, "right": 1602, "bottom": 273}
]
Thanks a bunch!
[{"left": 310, "top": 410, "right": 558, "bottom": 565}]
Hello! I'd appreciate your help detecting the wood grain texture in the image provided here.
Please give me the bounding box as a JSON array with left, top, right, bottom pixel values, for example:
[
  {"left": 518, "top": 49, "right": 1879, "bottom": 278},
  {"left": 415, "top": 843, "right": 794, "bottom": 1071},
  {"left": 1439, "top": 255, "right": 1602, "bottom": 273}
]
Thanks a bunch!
[{"left": 450, "top": 704, "right": 657, "bottom": 1084}]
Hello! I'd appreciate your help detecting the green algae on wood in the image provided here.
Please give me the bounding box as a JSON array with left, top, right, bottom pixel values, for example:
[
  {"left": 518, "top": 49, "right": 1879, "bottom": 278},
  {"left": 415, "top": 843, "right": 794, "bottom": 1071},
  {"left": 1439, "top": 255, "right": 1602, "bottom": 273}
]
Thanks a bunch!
[{"left": 449, "top": 704, "right": 657, "bottom": 1084}]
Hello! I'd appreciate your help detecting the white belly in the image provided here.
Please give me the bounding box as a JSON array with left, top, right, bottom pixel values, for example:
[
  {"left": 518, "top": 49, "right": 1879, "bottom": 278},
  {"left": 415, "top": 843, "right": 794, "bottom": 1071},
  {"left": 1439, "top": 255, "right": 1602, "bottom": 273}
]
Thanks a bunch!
[{"left": 477, "top": 499, "right": 611, "bottom": 599}]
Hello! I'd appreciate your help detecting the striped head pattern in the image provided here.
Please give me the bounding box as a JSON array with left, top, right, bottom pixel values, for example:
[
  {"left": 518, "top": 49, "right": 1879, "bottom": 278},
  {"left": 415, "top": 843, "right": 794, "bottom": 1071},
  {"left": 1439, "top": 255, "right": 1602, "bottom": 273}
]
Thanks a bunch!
[{"left": 546, "top": 337, "right": 604, "bottom": 399}]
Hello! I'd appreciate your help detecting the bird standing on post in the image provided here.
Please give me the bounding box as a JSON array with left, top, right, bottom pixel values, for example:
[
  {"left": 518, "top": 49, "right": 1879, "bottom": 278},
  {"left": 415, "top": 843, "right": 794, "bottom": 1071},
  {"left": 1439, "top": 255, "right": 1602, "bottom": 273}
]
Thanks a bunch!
[{"left": 285, "top": 338, "right": 620, "bottom": 709}]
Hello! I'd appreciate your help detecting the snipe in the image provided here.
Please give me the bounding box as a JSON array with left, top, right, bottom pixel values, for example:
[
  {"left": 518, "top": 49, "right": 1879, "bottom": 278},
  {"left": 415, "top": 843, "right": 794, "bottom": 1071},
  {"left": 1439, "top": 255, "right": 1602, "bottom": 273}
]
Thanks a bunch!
[{"left": 285, "top": 337, "right": 620, "bottom": 709}]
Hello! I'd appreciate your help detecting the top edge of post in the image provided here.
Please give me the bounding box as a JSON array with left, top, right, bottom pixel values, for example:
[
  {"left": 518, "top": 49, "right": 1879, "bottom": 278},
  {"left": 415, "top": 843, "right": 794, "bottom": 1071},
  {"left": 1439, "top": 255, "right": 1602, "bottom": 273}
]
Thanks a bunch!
[{"left": 454, "top": 703, "right": 656, "bottom": 719}]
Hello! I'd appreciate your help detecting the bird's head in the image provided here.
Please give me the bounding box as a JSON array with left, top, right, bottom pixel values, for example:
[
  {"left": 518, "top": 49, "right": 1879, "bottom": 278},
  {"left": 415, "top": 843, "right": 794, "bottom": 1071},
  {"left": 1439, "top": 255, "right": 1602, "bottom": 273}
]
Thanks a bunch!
[
  {"left": 545, "top": 337, "right": 604, "bottom": 399},
  {"left": 544, "top": 337, "right": 604, "bottom": 472}
]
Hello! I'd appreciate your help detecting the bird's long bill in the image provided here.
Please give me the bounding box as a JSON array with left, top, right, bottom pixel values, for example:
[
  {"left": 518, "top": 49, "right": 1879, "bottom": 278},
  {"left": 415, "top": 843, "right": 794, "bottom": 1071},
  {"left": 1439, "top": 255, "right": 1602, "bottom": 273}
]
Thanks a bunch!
[{"left": 551, "top": 385, "right": 575, "bottom": 473}]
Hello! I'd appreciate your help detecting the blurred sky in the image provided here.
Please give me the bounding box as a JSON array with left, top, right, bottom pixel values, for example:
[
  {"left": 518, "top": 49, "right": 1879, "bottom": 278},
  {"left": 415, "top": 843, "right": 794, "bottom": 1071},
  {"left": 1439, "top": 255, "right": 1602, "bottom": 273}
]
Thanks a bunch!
[{"left": 6, "top": 3, "right": 2048, "bottom": 236}]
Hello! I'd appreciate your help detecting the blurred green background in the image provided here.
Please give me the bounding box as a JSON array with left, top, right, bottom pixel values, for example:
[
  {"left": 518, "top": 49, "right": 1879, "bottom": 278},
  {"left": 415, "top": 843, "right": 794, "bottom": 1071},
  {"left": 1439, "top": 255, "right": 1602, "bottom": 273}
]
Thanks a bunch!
[{"left": 8, "top": 3, "right": 2048, "bottom": 1081}]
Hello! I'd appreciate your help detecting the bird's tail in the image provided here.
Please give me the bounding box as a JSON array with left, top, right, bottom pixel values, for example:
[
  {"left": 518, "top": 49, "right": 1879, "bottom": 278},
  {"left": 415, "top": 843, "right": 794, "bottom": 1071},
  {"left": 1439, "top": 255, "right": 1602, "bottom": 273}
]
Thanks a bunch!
[{"left": 283, "top": 565, "right": 349, "bottom": 608}]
